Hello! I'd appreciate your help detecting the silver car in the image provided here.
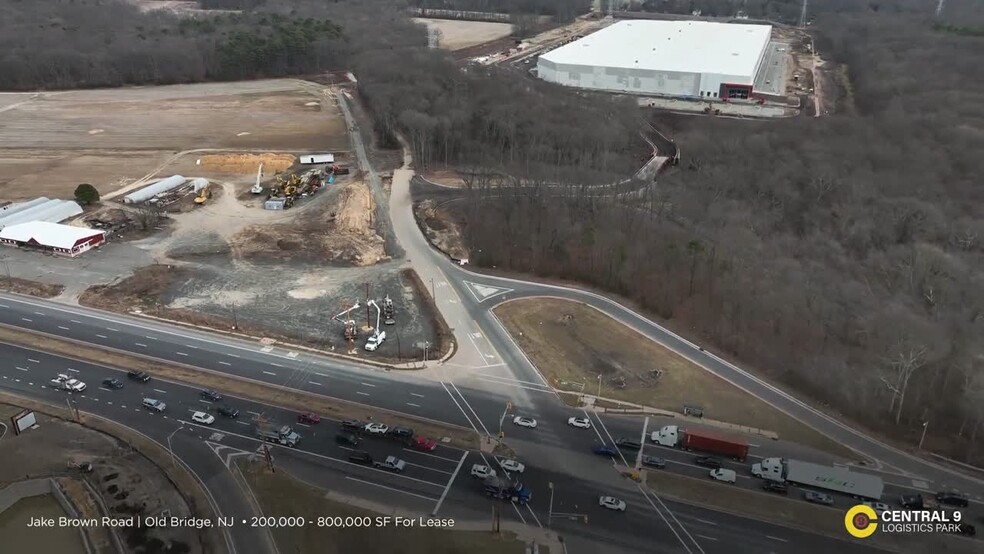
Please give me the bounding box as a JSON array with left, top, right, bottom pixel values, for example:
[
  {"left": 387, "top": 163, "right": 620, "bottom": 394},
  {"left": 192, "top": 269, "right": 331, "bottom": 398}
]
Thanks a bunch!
[{"left": 804, "top": 491, "right": 834, "bottom": 505}]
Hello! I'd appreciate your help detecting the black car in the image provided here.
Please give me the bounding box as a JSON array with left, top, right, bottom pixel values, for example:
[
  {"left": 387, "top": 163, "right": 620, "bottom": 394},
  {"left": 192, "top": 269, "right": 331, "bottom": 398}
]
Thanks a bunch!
[
  {"left": 336, "top": 432, "right": 361, "bottom": 447},
  {"left": 615, "top": 438, "right": 642, "bottom": 450},
  {"left": 642, "top": 455, "right": 666, "bottom": 469},
  {"left": 936, "top": 492, "right": 969, "bottom": 507},
  {"left": 349, "top": 451, "right": 373, "bottom": 465},
  {"left": 900, "top": 494, "right": 925, "bottom": 509},
  {"left": 388, "top": 427, "right": 414, "bottom": 442},
  {"left": 341, "top": 419, "right": 366, "bottom": 432},
  {"left": 763, "top": 482, "right": 788, "bottom": 495},
  {"left": 201, "top": 389, "right": 222, "bottom": 402},
  {"left": 217, "top": 406, "right": 240, "bottom": 418},
  {"left": 127, "top": 370, "right": 151, "bottom": 382},
  {"left": 102, "top": 378, "right": 124, "bottom": 389},
  {"left": 694, "top": 456, "right": 723, "bottom": 469}
]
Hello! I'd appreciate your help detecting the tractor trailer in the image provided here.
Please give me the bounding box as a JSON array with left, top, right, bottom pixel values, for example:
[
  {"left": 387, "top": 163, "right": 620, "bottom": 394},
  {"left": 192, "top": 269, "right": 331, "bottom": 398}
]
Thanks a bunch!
[
  {"left": 650, "top": 425, "right": 749, "bottom": 461},
  {"left": 751, "top": 457, "right": 883, "bottom": 500},
  {"left": 258, "top": 424, "right": 301, "bottom": 447}
]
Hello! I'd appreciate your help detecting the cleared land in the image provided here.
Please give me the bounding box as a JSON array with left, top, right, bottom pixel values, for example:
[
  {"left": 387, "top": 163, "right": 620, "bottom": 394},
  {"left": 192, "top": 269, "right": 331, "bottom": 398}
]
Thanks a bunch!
[
  {"left": 494, "top": 298, "right": 853, "bottom": 457},
  {"left": 0, "top": 276, "right": 64, "bottom": 298},
  {"left": 0, "top": 80, "right": 348, "bottom": 200},
  {"left": 243, "top": 463, "right": 529, "bottom": 554},
  {"left": 0, "top": 495, "right": 86, "bottom": 554},
  {"left": 413, "top": 18, "right": 514, "bottom": 50}
]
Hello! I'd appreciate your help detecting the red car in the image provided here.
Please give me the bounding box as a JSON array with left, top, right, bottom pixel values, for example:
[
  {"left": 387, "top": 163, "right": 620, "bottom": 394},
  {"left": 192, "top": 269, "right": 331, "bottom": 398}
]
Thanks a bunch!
[
  {"left": 297, "top": 412, "right": 321, "bottom": 424},
  {"left": 411, "top": 436, "right": 437, "bottom": 452}
]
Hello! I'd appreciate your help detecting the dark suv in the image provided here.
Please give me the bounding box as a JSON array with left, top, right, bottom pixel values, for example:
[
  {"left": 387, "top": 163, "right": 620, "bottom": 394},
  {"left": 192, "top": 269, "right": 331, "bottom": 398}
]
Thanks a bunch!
[
  {"left": 341, "top": 419, "right": 366, "bottom": 432},
  {"left": 694, "top": 456, "right": 722, "bottom": 469},
  {"left": 615, "top": 438, "right": 642, "bottom": 450},
  {"left": 201, "top": 389, "right": 222, "bottom": 402},
  {"left": 935, "top": 492, "right": 969, "bottom": 507},
  {"left": 349, "top": 451, "right": 373, "bottom": 465},
  {"left": 127, "top": 370, "right": 151, "bottom": 382},
  {"left": 763, "top": 482, "right": 788, "bottom": 495},
  {"left": 102, "top": 378, "right": 124, "bottom": 389},
  {"left": 336, "top": 432, "right": 361, "bottom": 447},
  {"left": 388, "top": 427, "right": 414, "bottom": 442}
]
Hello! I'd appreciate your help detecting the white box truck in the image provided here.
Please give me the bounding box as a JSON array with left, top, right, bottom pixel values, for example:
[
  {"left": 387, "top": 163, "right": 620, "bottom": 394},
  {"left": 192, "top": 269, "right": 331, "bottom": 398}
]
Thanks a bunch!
[{"left": 751, "top": 457, "right": 883, "bottom": 500}]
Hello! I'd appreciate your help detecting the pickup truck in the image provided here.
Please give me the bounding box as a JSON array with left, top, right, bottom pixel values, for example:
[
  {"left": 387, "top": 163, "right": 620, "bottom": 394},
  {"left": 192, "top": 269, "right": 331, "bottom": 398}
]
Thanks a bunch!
[{"left": 374, "top": 456, "right": 406, "bottom": 472}]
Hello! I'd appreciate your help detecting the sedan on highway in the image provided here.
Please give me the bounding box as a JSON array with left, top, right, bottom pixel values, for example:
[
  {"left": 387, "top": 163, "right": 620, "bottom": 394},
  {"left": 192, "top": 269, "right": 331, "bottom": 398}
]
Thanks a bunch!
[
  {"left": 102, "top": 378, "right": 124, "bottom": 390},
  {"left": 50, "top": 374, "right": 86, "bottom": 392},
  {"left": 642, "top": 455, "right": 666, "bottom": 469},
  {"left": 804, "top": 491, "right": 834, "bottom": 505},
  {"left": 568, "top": 417, "right": 591, "bottom": 429},
  {"left": 694, "top": 456, "right": 723, "bottom": 469},
  {"left": 191, "top": 411, "right": 215, "bottom": 425},
  {"left": 297, "top": 412, "right": 321, "bottom": 424},
  {"left": 763, "top": 481, "right": 788, "bottom": 494},
  {"left": 127, "top": 370, "right": 151, "bottom": 383},
  {"left": 592, "top": 445, "right": 618, "bottom": 457},
  {"left": 512, "top": 416, "right": 537, "bottom": 429},
  {"left": 498, "top": 459, "right": 525, "bottom": 473},
  {"left": 599, "top": 496, "right": 627, "bottom": 512},
  {"left": 471, "top": 464, "right": 496, "bottom": 479},
  {"left": 217, "top": 406, "right": 240, "bottom": 419},
  {"left": 342, "top": 419, "right": 366, "bottom": 431},
  {"left": 364, "top": 423, "right": 389, "bottom": 435},
  {"left": 615, "top": 438, "right": 642, "bottom": 450},
  {"left": 200, "top": 389, "right": 222, "bottom": 402}
]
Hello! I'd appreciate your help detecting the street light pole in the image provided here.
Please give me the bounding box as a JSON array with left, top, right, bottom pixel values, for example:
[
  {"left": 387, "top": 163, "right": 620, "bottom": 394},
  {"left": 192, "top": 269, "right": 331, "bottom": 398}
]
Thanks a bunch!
[
  {"left": 548, "top": 482, "right": 555, "bottom": 527},
  {"left": 919, "top": 420, "right": 929, "bottom": 450},
  {"left": 597, "top": 374, "right": 603, "bottom": 398},
  {"left": 167, "top": 426, "right": 184, "bottom": 467},
  {"left": 498, "top": 402, "right": 512, "bottom": 445}
]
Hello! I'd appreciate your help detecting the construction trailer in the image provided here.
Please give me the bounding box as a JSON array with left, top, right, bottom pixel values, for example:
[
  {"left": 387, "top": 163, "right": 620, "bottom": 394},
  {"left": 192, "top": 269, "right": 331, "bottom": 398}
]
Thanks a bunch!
[{"left": 300, "top": 153, "right": 334, "bottom": 165}]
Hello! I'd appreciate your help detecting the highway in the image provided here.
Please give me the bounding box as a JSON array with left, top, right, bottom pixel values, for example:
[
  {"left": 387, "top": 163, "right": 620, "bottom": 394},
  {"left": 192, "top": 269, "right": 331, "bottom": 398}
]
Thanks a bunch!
[{"left": 0, "top": 342, "right": 891, "bottom": 554}]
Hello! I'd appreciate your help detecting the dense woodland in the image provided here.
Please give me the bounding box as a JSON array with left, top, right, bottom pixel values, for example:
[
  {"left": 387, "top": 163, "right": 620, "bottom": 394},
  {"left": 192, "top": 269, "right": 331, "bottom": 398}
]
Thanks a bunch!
[{"left": 452, "top": 0, "right": 984, "bottom": 460}]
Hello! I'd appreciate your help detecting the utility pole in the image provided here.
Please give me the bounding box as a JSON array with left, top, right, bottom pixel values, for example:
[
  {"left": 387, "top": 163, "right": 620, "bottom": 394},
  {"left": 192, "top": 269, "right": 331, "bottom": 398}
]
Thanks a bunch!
[
  {"left": 799, "top": 0, "right": 808, "bottom": 27},
  {"left": 430, "top": 277, "right": 436, "bottom": 301},
  {"left": 548, "top": 482, "right": 555, "bottom": 527},
  {"left": 597, "top": 374, "right": 603, "bottom": 398},
  {"left": 231, "top": 303, "right": 238, "bottom": 330},
  {"left": 919, "top": 420, "right": 929, "bottom": 450},
  {"left": 263, "top": 444, "right": 275, "bottom": 472},
  {"left": 936, "top": 0, "right": 945, "bottom": 19},
  {"left": 498, "top": 402, "right": 512, "bottom": 446},
  {"left": 365, "top": 283, "right": 371, "bottom": 329}
]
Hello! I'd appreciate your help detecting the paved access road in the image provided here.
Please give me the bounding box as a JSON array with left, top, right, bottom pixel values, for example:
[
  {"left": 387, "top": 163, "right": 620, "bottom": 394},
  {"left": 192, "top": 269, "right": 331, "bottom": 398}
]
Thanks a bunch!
[{"left": 0, "top": 346, "right": 890, "bottom": 554}]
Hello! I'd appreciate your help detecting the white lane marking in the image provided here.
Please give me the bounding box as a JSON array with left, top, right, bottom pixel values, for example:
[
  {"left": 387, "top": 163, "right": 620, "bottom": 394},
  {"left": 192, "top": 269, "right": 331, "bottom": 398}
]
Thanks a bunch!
[
  {"left": 106, "top": 401, "right": 113, "bottom": 405},
  {"left": 96, "top": 334, "right": 107, "bottom": 338},
  {"left": 696, "top": 519, "right": 717, "bottom": 526},
  {"left": 475, "top": 377, "right": 555, "bottom": 394},
  {"left": 16, "top": 367, "right": 28, "bottom": 372},
  {"left": 247, "top": 411, "right": 261, "bottom": 417},
  {"left": 511, "top": 502, "right": 527, "bottom": 524},
  {"left": 406, "top": 402, "right": 420, "bottom": 408},
  {"left": 107, "top": 328, "right": 119, "bottom": 332},
  {"left": 58, "top": 326, "right": 70, "bottom": 331},
  {"left": 70, "top": 320, "right": 81, "bottom": 324},
  {"left": 218, "top": 361, "right": 231, "bottom": 366},
  {"left": 357, "top": 392, "right": 370, "bottom": 396},
  {"left": 200, "top": 400, "right": 212, "bottom": 405},
  {"left": 431, "top": 451, "right": 469, "bottom": 516},
  {"left": 309, "top": 381, "right": 322, "bottom": 386},
  {"left": 99, "top": 388, "right": 113, "bottom": 392},
  {"left": 227, "top": 353, "right": 240, "bottom": 358},
  {"left": 410, "top": 393, "right": 425, "bottom": 398},
  {"left": 360, "top": 382, "right": 376, "bottom": 388},
  {"left": 295, "top": 423, "right": 310, "bottom": 428},
  {"left": 176, "top": 352, "right": 189, "bottom": 356},
  {"left": 21, "top": 318, "right": 32, "bottom": 322},
  {"left": 135, "top": 343, "right": 147, "bottom": 347},
  {"left": 0, "top": 304, "right": 7, "bottom": 308},
  {"left": 185, "top": 345, "right": 198, "bottom": 349},
  {"left": 449, "top": 382, "right": 491, "bottom": 436},
  {"left": 402, "top": 449, "right": 461, "bottom": 463},
  {"left": 34, "top": 312, "right": 45, "bottom": 316},
  {"left": 262, "top": 371, "right": 276, "bottom": 376},
  {"left": 695, "top": 535, "right": 718, "bottom": 542},
  {"left": 153, "top": 389, "right": 168, "bottom": 394},
  {"left": 402, "top": 461, "right": 453, "bottom": 475},
  {"left": 269, "top": 362, "right": 284, "bottom": 368},
  {"left": 314, "top": 373, "right": 327, "bottom": 378},
  {"left": 28, "top": 359, "right": 39, "bottom": 363},
  {"left": 525, "top": 504, "right": 542, "bottom": 528},
  {"left": 236, "top": 421, "right": 250, "bottom": 426},
  {"left": 121, "top": 405, "right": 127, "bottom": 409},
  {"left": 66, "top": 368, "right": 79, "bottom": 373},
  {"left": 345, "top": 477, "right": 438, "bottom": 502},
  {"left": 145, "top": 335, "right": 158, "bottom": 340},
  {"left": 766, "top": 536, "right": 788, "bottom": 543}
]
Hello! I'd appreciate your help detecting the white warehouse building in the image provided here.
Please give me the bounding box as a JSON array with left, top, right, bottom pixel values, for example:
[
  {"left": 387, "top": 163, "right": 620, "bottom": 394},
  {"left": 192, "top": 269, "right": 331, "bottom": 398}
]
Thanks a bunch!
[{"left": 537, "top": 20, "right": 772, "bottom": 100}]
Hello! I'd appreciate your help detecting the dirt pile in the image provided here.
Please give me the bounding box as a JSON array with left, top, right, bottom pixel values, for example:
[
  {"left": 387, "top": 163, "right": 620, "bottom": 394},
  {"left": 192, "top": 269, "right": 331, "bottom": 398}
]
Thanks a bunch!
[
  {"left": 0, "top": 276, "right": 64, "bottom": 298},
  {"left": 415, "top": 199, "right": 469, "bottom": 259},
  {"left": 198, "top": 153, "right": 296, "bottom": 174},
  {"left": 79, "top": 264, "right": 188, "bottom": 312},
  {"left": 230, "top": 179, "right": 386, "bottom": 266}
]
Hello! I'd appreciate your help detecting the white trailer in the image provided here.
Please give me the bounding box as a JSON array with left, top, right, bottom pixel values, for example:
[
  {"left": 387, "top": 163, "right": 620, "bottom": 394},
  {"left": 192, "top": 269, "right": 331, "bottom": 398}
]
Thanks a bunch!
[
  {"left": 752, "top": 457, "right": 883, "bottom": 500},
  {"left": 299, "top": 153, "right": 334, "bottom": 164}
]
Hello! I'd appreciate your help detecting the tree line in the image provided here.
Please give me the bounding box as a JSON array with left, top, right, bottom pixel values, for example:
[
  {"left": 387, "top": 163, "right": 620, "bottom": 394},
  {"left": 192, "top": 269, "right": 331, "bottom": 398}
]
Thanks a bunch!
[{"left": 445, "top": 2, "right": 984, "bottom": 462}]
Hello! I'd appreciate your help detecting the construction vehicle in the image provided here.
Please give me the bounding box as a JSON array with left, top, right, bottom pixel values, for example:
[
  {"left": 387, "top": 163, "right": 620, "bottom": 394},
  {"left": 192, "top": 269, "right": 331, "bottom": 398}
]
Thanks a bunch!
[
  {"left": 483, "top": 475, "right": 531, "bottom": 505},
  {"left": 257, "top": 424, "right": 301, "bottom": 447},
  {"left": 650, "top": 425, "right": 748, "bottom": 461},
  {"left": 364, "top": 299, "right": 387, "bottom": 351},
  {"left": 752, "top": 458, "right": 883, "bottom": 500},
  {"left": 250, "top": 163, "right": 264, "bottom": 194},
  {"left": 333, "top": 302, "right": 361, "bottom": 351},
  {"left": 194, "top": 182, "right": 211, "bottom": 205},
  {"left": 382, "top": 295, "right": 396, "bottom": 325}
]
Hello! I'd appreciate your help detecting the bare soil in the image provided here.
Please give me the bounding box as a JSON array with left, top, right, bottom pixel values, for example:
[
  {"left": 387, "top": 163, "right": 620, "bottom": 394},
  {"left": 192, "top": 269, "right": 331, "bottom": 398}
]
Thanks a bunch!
[
  {"left": 494, "top": 298, "right": 853, "bottom": 457},
  {"left": 413, "top": 199, "right": 469, "bottom": 261},
  {"left": 0, "top": 327, "right": 478, "bottom": 451},
  {"left": 242, "top": 462, "right": 528, "bottom": 554},
  {"left": 0, "top": 399, "right": 207, "bottom": 554},
  {"left": 0, "top": 276, "right": 65, "bottom": 298},
  {"left": 413, "top": 18, "right": 515, "bottom": 51}
]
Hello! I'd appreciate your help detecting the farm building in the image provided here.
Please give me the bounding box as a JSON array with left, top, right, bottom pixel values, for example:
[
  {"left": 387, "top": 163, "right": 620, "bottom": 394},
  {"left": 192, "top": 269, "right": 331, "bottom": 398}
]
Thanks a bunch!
[
  {"left": 0, "top": 221, "right": 105, "bottom": 257},
  {"left": 0, "top": 198, "right": 84, "bottom": 230},
  {"left": 537, "top": 20, "right": 772, "bottom": 100}
]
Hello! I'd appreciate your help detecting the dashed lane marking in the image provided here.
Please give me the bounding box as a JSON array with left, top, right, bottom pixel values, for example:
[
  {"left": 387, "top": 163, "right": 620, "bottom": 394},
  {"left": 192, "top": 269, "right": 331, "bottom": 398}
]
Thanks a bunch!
[
  {"left": 696, "top": 519, "right": 717, "bottom": 526},
  {"left": 185, "top": 345, "right": 198, "bottom": 349},
  {"left": 33, "top": 312, "right": 45, "bottom": 316},
  {"left": 309, "top": 381, "right": 322, "bottom": 386},
  {"left": 16, "top": 367, "right": 28, "bottom": 372},
  {"left": 135, "top": 343, "right": 147, "bottom": 347},
  {"left": 176, "top": 352, "right": 189, "bottom": 356},
  {"left": 696, "top": 535, "right": 718, "bottom": 542},
  {"left": 70, "top": 320, "right": 81, "bottom": 324},
  {"left": 766, "top": 536, "right": 788, "bottom": 542},
  {"left": 21, "top": 318, "right": 32, "bottom": 322},
  {"left": 357, "top": 392, "right": 370, "bottom": 396},
  {"left": 96, "top": 334, "right": 107, "bottom": 339},
  {"left": 406, "top": 403, "right": 420, "bottom": 408},
  {"left": 410, "top": 393, "right": 425, "bottom": 398},
  {"left": 58, "top": 326, "right": 70, "bottom": 331},
  {"left": 218, "top": 361, "right": 231, "bottom": 366},
  {"left": 269, "top": 362, "right": 284, "bottom": 368},
  {"left": 153, "top": 389, "right": 168, "bottom": 394},
  {"left": 66, "top": 368, "right": 79, "bottom": 373},
  {"left": 145, "top": 335, "right": 158, "bottom": 340},
  {"left": 228, "top": 353, "right": 240, "bottom": 358},
  {"left": 360, "top": 383, "right": 376, "bottom": 387},
  {"left": 28, "top": 359, "right": 40, "bottom": 363},
  {"left": 107, "top": 328, "right": 119, "bottom": 332},
  {"left": 262, "top": 371, "right": 276, "bottom": 376}
]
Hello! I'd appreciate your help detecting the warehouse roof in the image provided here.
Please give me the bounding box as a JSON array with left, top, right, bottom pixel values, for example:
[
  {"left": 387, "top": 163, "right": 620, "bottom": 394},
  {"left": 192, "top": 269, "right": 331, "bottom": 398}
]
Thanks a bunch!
[
  {"left": 0, "top": 221, "right": 104, "bottom": 250},
  {"left": 540, "top": 20, "right": 772, "bottom": 77},
  {"left": 0, "top": 198, "right": 84, "bottom": 229}
]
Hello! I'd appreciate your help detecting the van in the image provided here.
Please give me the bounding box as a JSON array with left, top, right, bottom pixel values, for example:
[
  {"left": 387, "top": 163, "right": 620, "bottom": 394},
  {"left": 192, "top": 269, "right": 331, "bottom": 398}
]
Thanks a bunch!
[
  {"left": 336, "top": 432, "right": 361, "bottom": 447},
  {"left": 709, "top": 469, "right": 736, "bottom": 483},
  {"left": 142, "top": 398, "right": 166, "bottom": 412}
]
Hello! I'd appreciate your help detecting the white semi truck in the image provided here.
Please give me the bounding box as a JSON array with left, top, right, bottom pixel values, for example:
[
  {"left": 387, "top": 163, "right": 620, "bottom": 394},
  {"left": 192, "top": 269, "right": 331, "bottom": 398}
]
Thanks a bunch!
[{"left": 751, "top": 457, "right": 883, "bottom": 500}]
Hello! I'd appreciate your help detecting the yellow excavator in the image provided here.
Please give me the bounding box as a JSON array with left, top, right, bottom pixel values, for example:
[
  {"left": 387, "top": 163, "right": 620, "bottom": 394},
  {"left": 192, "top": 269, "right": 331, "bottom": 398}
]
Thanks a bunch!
[{"left": 194, "top": 182, "right": 211, "bottom": 205}]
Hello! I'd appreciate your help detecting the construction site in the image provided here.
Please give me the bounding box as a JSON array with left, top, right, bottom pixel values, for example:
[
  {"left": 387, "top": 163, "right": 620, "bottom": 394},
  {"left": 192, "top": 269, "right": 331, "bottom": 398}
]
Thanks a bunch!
[{"left": 0, "top": 80, "right": 438, "bottom": 361}]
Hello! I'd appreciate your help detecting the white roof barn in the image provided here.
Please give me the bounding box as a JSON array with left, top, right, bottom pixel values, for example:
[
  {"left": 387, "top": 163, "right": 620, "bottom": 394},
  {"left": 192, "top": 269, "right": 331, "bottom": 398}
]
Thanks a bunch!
[{"left": 0, "top": 221, "right": 105, "bottom": 255}]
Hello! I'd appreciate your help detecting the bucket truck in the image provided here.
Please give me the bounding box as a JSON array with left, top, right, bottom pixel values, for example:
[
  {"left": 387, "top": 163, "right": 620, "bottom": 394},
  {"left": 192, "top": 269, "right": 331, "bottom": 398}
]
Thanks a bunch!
[
  {"left": 364, "top": 299, "right": 387, "bottom": 351},
  {"left": 332, "top": 302, "right": 360, "bottom": 350},
  {"left": 382, "top": 295, "right": 396, "bottom": 325},
  {"left": 250, "top": 163, "right": 264, "bottom": 194}
]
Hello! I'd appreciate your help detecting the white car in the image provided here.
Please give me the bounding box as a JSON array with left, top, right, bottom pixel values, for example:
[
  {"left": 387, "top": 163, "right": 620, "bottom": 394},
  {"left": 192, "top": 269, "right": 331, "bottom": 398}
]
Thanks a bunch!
[
  {"left": 50, "top": 374, "right": 86, "bottom": 392},
  {"left": 471, "top": 464, "right": 496, "bottom": 479},
  {"left": 709, "top": 469, "right": 737, "bottom": 483},
  {"left": 364, "top": 422, "right": 389, "bottom": 435},
  {"left": 498, "top": 459, "right": 525, "bottom": 473},
  {"left": 568, "top": 417, "right": 591, "bottom": 429},
  {"left": 864, "top": 501, "right": 891, "bottom": 513},
  {"left": 191, "top": 411, "right": 215, "bottom": 425},
  {"left": 599, "top": 496, "right": 627, "bottom": 511},
  {"left": 512, "top": 416, "right": 537, "bottom": 429},
  {"left": 364, "top": 331, "right": 387, "bottom": 351}
]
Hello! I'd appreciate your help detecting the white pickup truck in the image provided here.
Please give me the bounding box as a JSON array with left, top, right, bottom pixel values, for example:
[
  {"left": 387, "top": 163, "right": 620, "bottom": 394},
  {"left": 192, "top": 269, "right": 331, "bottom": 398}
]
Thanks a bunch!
[
  {"left": 50, "top": 374, "right": 86, "bottom": 392},
  {"left": 373, "top": 456, "right": 406, "bottom": 473}
]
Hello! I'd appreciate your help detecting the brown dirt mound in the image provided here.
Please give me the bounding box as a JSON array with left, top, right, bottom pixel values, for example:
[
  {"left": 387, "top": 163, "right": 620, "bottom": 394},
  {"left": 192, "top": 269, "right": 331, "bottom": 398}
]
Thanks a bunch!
[
  {"left": 198, "top": 153, "right": 296, "bottom": 174},
  {"left": 415, "top": 199, "right": 468, "bottom": 260},
  {"left": 0, "top": 276, "right": 65, "bottom": 298},
  {"left": 80, "top": 264, "right": 188, "bottom": 311}
]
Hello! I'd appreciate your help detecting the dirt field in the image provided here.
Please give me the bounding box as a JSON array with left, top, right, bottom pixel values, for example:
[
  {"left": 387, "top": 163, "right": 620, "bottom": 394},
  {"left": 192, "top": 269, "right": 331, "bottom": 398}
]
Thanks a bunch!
[
  {"left": 0, "top": 80, "right": 348, "bottom": 201},
  {"left": 0, "top": 403, "right": 204, "bottom": 553},
  {"left": 0, "top": 495, "right": 87, "bottom": 554},
  {"left": 494, "top": 298, "right": 853, "bottom": 457},
  {"left": 414, "top": 199, "right": 469, "bottom": 261},
  {"left": 413, "top": 18, "right": 514, "bottom": 50},
  {"left": 0, "top": 276, "right": 64, "bottom": 298},
  {"left": 243, "top": 463, "right": 528, "bottom": 554}
]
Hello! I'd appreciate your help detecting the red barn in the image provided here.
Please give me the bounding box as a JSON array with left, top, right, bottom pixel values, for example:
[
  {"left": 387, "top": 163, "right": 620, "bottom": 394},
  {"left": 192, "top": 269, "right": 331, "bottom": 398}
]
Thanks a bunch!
[{"left": 0, "top": 221, "right": 105, "bottom": 257}]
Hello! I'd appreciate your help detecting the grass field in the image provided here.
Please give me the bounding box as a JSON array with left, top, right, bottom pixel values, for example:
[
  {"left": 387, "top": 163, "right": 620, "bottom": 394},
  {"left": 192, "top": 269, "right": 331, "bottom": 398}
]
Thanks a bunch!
[
  {"left": 494, "top": 298, "right": 854, "bottom": 457},
  {"left": 243, "top": 465, "right": 530, "bottom": 554}
]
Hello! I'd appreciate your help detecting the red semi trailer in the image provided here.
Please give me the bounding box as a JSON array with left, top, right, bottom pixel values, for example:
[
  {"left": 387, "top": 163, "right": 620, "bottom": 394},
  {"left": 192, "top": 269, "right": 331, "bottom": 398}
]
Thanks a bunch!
[{"left": 650, "top": 425, "right": 749, "bottom": 461}]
